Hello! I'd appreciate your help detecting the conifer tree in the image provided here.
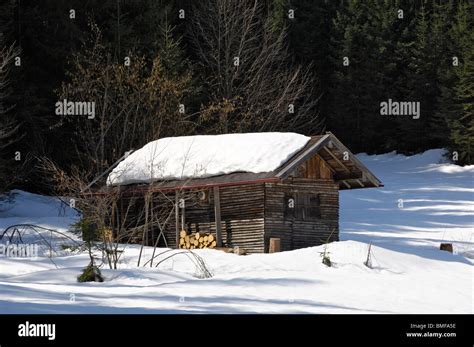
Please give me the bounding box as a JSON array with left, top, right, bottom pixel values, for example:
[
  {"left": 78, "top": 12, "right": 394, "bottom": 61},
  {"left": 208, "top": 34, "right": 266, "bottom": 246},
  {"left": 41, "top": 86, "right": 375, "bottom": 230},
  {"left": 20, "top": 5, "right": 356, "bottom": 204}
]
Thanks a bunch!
[{"left": 439, "top": 1, "right": 474, "bottom": 164}]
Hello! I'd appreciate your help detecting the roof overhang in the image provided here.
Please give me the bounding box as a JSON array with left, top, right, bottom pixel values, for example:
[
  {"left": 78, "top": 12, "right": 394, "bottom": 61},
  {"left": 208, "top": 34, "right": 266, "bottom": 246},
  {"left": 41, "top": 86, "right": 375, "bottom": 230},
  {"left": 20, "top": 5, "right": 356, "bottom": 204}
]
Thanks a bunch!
[{"left": 273, "top": 132, "right": 382, "bottom": 190}]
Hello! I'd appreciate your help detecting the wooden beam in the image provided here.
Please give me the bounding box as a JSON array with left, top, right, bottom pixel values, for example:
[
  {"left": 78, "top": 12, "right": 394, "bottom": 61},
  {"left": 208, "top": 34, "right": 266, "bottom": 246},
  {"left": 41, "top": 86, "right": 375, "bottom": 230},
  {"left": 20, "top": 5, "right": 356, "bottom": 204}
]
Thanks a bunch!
[
  {"left": 342, "top": 180, "right": 351, "bottom": 189},
  {"left": 355, "top": 179, "right": 365, "bottom": 187},
  {"left": 323, "top": 146, "right": 351, "bottom": 173},
  {"left": 213, "top": 186, "right": 223, "bottom": 247},
  {"left": 175, "top": 191, "right": 179, "bottom": 249},
  {"left": 326, "top": 132, "right": 382, "bottom": 187},
  {"left": 181, "top": 199, "right": 185, "bottom": 231},
  {"left": 334, "top": 172, "right": 363, "bottom": 181},
  {"left": 275, "top": 134, "right": 331, "bottom": 178},
  {"left": 316, "top": 154, "right": 336, "bottom": 174}
]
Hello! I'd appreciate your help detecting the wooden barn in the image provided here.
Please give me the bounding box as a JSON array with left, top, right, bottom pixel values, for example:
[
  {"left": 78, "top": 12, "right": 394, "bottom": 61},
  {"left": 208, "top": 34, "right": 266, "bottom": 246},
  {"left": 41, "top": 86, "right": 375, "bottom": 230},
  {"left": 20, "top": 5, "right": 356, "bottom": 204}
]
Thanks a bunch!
[{"left": 105, "top": 132, "right": 382, "bottom": 254}]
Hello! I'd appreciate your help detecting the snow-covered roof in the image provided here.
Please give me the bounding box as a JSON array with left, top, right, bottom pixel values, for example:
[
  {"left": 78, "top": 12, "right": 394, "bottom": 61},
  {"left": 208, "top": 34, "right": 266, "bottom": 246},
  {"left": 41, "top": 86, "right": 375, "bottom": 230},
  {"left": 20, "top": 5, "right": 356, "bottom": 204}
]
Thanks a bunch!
[{"left": 107, "top": 133, "right": 311, "bottom": 186}]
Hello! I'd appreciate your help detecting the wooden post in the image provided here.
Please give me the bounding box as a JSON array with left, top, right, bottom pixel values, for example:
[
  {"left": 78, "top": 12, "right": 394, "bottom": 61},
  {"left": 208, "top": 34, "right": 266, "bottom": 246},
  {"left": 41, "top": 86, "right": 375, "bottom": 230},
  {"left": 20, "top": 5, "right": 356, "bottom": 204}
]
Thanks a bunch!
[
  {"left": 181, "top": 198, "right": 185, "bottom": 231},
  {"left": 269, "top": 238, "right": 281, "bottom": 253},
  {"left": 213, "top": 186, "right": 222, "bottom": 247},
  {"left": 175, "top": 191, "right": 179, "bottom": 249}
]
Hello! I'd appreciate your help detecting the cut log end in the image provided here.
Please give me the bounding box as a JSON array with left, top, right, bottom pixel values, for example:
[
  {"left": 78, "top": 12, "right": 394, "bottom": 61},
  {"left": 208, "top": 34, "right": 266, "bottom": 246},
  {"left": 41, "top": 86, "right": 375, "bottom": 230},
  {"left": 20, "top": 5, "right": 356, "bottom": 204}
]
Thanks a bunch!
[{"left": 178, "top": 232, "right": 219, "bottom": 250}]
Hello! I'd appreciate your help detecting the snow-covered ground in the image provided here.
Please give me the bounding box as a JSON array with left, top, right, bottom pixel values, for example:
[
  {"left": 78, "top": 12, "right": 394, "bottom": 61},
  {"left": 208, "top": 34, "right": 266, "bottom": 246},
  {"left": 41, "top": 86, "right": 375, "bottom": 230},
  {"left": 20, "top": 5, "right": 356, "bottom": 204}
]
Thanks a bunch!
[{"left": 0, "top": 149, "right": 472, "bottom": 313}]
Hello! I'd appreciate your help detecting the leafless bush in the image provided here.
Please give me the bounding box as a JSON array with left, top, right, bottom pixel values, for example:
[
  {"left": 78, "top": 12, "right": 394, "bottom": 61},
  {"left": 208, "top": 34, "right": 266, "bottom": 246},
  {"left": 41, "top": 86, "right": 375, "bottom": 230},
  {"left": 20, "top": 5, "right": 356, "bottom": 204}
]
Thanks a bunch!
[
  {"left": 189, "top": 0, "right": 322, "bottom": 134},
  {"left": 38, "top": 156, "right": 200, "bottom": 271},
  {"left": 57, "top": 22, "right": 196, "bottom": 177},
  {"left": 143, "top": 249, "right": 213, "bottom": 279},
  {"left": 0, "top": 35, "right": 22, "bottom": 191}
]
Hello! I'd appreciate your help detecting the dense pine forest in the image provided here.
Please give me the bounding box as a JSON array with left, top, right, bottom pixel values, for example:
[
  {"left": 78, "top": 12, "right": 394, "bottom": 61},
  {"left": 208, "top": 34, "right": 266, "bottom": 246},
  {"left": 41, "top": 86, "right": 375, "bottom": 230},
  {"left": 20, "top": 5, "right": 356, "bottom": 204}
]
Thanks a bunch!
[{"left": 0, "top": 0, "right": 472, "bottom": 193}]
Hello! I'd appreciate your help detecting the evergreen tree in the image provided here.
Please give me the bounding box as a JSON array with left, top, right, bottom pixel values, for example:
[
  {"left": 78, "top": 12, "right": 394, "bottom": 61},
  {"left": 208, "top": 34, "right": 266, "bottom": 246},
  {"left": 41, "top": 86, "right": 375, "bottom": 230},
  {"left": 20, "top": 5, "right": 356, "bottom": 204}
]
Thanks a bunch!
[
  {"left": 439, "top": 1, "right": 474, "bottom": 164},
  {"left": 7, "top": 0, "right": 184, "bottom": 190},
  {"left": 285, "top": 0, "right": 339, "bottom": 134},
  {"left": 398, "top": 2, "right": 453, "bottom": 153},
  {"left": 329, "top": 0, "right": 405, "bottom": 153}
]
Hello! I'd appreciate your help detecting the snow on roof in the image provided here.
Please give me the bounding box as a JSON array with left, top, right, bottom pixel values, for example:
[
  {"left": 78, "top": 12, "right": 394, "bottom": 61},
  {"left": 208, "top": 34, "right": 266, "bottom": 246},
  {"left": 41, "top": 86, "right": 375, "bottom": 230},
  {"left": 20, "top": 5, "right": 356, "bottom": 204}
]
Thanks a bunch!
[{"left": 107, "top": 133, "right": 310, "bottom": 186}]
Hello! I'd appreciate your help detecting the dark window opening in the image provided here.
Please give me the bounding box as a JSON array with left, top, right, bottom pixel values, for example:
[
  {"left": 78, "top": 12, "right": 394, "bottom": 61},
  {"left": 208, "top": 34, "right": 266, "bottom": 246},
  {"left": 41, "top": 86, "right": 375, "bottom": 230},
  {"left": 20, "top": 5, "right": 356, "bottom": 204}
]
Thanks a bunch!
[
  {"left": 284, "top": 193, "right": 321, "bottom": 220},
  {"left": 284, "top": 193, "right": 295, "bottom": 218}
]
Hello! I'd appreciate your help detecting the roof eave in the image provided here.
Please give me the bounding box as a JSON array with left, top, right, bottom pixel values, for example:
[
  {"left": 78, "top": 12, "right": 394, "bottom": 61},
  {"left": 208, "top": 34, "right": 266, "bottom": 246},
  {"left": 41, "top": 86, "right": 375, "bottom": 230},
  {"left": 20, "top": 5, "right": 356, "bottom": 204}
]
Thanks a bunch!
[{"left": 274, "top": 132, "right": 382, "bottom": 189}]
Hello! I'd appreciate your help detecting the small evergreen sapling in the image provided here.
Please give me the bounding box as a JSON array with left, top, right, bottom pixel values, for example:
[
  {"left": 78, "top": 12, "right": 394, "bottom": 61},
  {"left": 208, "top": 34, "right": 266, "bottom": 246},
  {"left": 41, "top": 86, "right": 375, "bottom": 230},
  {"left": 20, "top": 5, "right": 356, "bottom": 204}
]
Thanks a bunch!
[
  {"left": 74, "top": 219, "right": 103, "bottom": 282},
  {"left": 320, "top": 244, "right": 331, "bottom": 267},
  {"left": 319, "top": 228, "right": 336, "bottom": 267},
  {"left": 77, "top": 262, "right": 103, "bottom": 283}
]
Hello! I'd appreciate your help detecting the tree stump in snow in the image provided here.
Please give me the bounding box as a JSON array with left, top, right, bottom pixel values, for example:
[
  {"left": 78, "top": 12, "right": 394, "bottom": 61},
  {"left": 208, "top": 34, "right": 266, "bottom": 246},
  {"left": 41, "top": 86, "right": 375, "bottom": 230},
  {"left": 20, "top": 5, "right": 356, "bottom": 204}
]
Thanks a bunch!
[
  {"left": 269, "top": 238, "right": 281, "bottom": 253},
  {"left": 440, "top": 243, "right": 453, "bottom": 253}
]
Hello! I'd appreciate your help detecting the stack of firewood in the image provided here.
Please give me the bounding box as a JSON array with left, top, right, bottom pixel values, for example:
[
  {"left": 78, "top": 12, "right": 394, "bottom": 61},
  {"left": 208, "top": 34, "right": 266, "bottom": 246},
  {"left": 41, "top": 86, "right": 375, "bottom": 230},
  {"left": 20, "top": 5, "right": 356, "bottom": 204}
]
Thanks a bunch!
[{"left": 179, "top": 230, "right": 217, "bottom": 249}]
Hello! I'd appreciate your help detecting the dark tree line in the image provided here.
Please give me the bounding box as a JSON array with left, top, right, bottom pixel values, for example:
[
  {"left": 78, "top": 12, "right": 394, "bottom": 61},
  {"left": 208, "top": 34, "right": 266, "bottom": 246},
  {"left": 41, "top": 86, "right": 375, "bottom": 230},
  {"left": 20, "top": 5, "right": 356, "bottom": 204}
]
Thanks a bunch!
[
  {"left": 0, "top": 0, "right": 472, "bottom": 193},
  {"left": 280, "top": 0, "right": 472, "bottom": 159}
]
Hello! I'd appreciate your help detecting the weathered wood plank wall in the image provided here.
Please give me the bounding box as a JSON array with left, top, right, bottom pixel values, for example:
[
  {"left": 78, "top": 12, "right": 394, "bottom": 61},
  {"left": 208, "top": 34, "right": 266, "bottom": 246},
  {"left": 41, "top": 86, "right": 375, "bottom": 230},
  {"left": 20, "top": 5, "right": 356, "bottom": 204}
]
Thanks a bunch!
[
  {"left": 264, "top": 178, "right": 339, "bottom": 252},
  {"left": 118, "top": 159, "right": 340, "bottom": 254},
  {"left": 152, "top": 184, "right": 266, "bottom": 253}
]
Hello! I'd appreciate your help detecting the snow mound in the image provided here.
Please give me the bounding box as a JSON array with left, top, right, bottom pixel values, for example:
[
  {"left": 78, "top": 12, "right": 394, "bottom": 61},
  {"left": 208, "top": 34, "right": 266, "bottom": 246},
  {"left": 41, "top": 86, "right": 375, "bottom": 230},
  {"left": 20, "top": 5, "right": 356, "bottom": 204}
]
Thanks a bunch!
[
  {"left": 0, "top": 190, "right": 80, "bottom": 245},
  {"left": 341, "top": 148, "right": 474, "bottom": 260},
  {"left": 107, "top": 132, "right": 310, "bottom": 186},
  {"left": 0, "top": 190, "right": 77, "bottom": 219}
]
